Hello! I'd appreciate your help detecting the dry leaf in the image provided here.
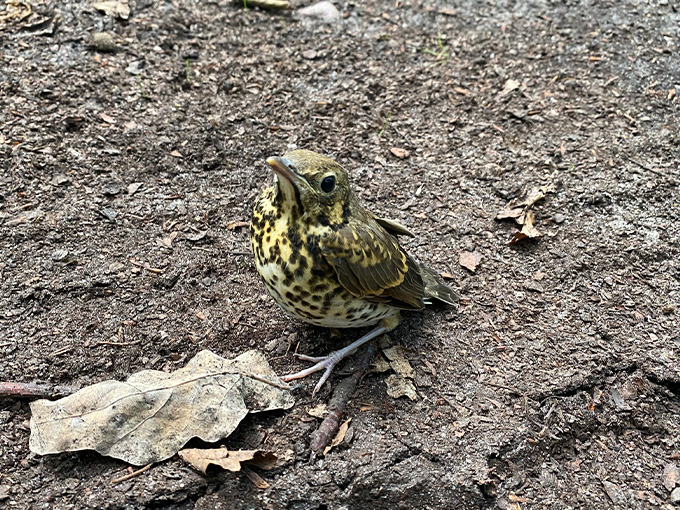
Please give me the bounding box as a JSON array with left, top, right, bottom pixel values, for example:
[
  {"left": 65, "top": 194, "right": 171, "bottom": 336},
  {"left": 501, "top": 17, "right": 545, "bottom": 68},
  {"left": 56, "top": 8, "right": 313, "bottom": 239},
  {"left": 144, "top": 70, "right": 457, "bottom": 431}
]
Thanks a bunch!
[
  {"left": 156, "top": 231, "right": 178, "bottom": 249},
  {"left": 496, "top": 183, "right": 555, "bottom": 220},
  {"left": 92, "top": 0, "right": 130, "bottom": 19},
  {"left": 500, "top": 79, "right": 520, "bottom": 96},
  {"left": 389, "top": 147, "right": 410, "bottom": 159},
  {"left": 323, "top": 418, "right": 351, "bottom": 455},
  {"left": 127, "top": 182, "right": 142, "bottom": 195},
  {"left": 178, "top": 448, "right": 277, "bottom": 474},
  {"left": 307, "top": 403, "right": 327, "bottom": 418},
  {"left": 459, "top": 251, "right": 481, "bottom": 272},
  {"left": 389, "top": 358, "right": 415, "bottom": 379},
  {"left": 242, "top": 467, "right": 269, "bottom": 489},
  {"left": 385, "top": 374, "right": 418, "bottom": 401},
  {"left": 370, "top": 359, "right": 391, "bottom": 373},
  {"left": 383, "top": 346, "right": 415, "bottom": 379},
  {"left": 382, "top": 345, "right": 405, "bottom": 361},
  {"left": 29, "top": 350, "right": 294, "bottom": 465},
  {"left": 510, "top": 210, "right": 542, "bottom": 244}
]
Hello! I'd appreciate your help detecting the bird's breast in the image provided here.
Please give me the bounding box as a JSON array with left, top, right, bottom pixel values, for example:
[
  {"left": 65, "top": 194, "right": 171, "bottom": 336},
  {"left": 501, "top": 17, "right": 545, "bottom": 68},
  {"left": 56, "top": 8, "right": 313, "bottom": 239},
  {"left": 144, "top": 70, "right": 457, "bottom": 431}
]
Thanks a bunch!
[{"left": 250, "top": 190, "right": 396, "bottom": 328}]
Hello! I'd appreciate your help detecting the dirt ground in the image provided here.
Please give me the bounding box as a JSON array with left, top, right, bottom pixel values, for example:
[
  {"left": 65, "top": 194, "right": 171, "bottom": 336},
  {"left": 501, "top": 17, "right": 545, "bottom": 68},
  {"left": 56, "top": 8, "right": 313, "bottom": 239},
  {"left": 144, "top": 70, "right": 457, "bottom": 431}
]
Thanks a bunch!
[{"left": 1, "top": 0, "right": 679, "bottom": 508}]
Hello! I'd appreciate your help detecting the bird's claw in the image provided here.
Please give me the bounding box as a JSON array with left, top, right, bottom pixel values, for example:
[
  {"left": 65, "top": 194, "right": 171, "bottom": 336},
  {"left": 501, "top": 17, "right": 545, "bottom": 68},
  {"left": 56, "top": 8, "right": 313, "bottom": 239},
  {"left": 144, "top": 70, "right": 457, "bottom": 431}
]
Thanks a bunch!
[{"left": 280, "top": 351, "right": 343, "bottom": 395}]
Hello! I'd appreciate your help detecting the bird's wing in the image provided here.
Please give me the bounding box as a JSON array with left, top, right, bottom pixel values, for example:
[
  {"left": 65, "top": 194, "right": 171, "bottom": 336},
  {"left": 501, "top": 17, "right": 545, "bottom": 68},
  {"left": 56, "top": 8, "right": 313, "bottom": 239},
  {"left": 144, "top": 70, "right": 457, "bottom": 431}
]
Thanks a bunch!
[{"left": 321, "top": 220, "right": 425, "bottom": 310}]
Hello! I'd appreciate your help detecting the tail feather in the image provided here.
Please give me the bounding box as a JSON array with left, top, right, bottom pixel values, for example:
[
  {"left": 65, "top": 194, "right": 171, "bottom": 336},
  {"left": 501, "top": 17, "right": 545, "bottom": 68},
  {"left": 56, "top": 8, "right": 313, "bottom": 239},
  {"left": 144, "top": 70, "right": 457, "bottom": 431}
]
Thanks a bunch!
[{"left": 420, "top": 263, "right": 458, "bottom": 306}]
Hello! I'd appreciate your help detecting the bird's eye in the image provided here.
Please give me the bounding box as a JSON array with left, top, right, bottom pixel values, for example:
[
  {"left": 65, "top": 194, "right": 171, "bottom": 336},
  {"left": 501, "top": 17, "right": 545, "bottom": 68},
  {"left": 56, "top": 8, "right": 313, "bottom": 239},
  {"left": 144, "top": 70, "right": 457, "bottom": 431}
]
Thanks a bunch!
[{"left": 320, "top": 175, "right": 336, "bottom": 193}]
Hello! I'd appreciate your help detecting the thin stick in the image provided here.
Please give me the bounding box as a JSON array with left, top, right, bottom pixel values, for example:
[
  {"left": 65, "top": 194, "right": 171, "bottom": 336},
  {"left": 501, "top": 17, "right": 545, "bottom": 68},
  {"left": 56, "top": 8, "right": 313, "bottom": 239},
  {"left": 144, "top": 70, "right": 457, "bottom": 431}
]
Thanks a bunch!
[
  {"left": 309, "top": 343, "right": 376, "bottom": 453},
  {"left": 111, "top": 463, "right": 153, "bottom": 484},
  {"left": 627, "top": 156, "right": 664, "bottom": 176},
  {"left": 0, "top": 382, "right": 80, "bottom": 399}
]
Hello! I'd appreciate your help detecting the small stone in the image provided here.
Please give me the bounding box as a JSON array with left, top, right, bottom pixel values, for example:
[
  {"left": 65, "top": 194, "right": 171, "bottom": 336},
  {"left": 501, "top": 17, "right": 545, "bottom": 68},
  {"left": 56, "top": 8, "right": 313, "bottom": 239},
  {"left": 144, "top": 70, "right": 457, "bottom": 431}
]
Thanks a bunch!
[
  {"left": 524, "top": 280, "right": 544, "bottom": 293},
  {"left": 301, "top": 49, "right": 318, "bottom": 60},
  {"left": 91, "top": 32, "right": 117, "bottom": 52},
  {"left": 264, "top": 338, "right": 279, "bottom": 352},
  {"left": 51, "top": 174, "right": 70, "bottom": 186},
  {"left": 296, "top": 1, "right": 340, "bottom": 22},
  {"left": 603, "top": 480, "right": 628, "bottom": 506},
  {"left": 52, "top": 249, "right": 69, "bottom": 262},
  {"left": 126, "top": 60, "right": 144, "bottom": 75},
  {"left": 670, "top": 487, "right": 680, "bottom": 503},
  {"left": 554, "top": 213, "right": 565, "bottom": 224},
  {"left": 102, "top": 183, "right": 121, "bottom": 196}
]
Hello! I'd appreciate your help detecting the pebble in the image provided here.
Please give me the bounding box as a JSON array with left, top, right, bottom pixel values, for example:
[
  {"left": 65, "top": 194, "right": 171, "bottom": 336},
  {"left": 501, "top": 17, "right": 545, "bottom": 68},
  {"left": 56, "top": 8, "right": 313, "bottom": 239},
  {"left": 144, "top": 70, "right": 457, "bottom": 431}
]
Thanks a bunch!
[
  {"left": 52, "top": 249, "right": 69, "bottom": 262},
  {"left": 91, "top": 32, "right": 117, "bottom": 52},
  {"left": 296, "top": 1, "right": 340, "bottom": 22},
  {"left": 671, "top": 487, "right": 680, "bottom": 503}
]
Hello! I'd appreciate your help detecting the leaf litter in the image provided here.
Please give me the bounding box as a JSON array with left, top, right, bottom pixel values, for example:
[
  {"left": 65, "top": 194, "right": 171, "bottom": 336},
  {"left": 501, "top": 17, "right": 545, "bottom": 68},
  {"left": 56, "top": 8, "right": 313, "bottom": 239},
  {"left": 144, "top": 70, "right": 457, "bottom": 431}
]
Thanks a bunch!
[
  {"left": 29, "top": 350, "right": 294, "bottom": 465},
  {"left": 381, "top": 344, "right": 418, "bottom": 400},
  {"left": 496, "top": 183, "right": 556, "bottom": 243}
]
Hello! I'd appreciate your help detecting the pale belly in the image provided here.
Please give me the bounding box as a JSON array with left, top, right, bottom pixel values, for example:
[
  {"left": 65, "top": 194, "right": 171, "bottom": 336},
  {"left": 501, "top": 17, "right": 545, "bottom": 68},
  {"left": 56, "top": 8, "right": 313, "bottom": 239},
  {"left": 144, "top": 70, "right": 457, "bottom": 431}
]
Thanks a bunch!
[{"left": 255, "top": 259, "right": 397, "bottom": 329}]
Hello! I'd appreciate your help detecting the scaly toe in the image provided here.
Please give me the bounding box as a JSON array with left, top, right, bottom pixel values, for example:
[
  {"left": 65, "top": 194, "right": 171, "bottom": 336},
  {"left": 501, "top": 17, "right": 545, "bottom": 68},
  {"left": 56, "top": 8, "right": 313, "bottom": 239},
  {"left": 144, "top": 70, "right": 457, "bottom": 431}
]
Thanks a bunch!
[{"left": 295, "top": 353, "right": 326, "bottom": 363}]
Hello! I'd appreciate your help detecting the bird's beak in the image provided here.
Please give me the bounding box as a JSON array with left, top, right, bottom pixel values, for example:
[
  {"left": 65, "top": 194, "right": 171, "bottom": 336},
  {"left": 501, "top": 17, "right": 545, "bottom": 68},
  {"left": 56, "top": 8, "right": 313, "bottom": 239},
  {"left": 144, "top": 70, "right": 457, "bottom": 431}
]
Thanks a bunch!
[{"left": 266, "top": 156, "right": 309, "bottom": 189}]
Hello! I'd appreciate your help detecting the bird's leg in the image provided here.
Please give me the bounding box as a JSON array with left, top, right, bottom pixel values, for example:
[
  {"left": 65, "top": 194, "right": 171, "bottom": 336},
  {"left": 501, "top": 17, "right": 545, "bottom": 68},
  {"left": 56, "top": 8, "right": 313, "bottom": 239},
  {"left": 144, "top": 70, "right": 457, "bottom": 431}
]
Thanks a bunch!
[{"left": 281, "top": 324, "right": 388, "bottom": 395}]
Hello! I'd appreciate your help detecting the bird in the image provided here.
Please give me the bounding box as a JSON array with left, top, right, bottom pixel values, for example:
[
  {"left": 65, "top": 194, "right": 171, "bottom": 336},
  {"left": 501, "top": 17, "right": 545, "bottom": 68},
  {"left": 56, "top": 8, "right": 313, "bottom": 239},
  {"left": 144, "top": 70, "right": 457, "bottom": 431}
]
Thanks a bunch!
[{"left": 250, "top": 149, "right": 457, "bottom": 394}]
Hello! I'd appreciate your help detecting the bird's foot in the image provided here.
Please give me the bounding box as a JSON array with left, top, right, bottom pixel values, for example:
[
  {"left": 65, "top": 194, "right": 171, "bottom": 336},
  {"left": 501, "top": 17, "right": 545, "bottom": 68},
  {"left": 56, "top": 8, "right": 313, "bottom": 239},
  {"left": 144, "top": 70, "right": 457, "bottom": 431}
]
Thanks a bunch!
[
  {"left": 279, "top": 324, "right": 388, "bottom": 395},
  {"left": 280, "top": 351, "right": 345, "bottom": 395}
]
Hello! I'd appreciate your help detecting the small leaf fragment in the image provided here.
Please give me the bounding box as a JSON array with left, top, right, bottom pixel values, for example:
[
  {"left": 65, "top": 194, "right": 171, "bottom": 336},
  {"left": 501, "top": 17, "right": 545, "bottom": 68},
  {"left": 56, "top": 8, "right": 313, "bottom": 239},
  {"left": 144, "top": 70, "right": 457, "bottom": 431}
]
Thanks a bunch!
[
  {"left": 385, "top": 374, "right": 418, "bottom": 401},
  {"left": 509, "top": 210, "right": 542, "bottom": 244},
  {"left": 389, "top": 147, "right": 410, "bottom": 159},
  {"left": 323, "top": 418, "right": 351, "bottom": 455},
  {"left": 459, "top": 251, "right": 481, "bottom": 272},
  {"left": 307, "top": 403, "right": 328, "bottom": 418}
]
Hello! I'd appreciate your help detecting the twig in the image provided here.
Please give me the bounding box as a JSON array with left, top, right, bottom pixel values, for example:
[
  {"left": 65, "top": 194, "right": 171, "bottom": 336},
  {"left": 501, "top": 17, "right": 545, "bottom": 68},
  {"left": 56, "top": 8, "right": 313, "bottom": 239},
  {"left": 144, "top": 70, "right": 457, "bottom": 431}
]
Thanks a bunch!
[
  {"left": 627, "top": 156, "right": 665, "bottom": 176},
  {"left": 0, "top": 381, "right": 80, "bottom": 399},
  {"left": 92, "top": 340, "right": 141, "bottom": 347},
  {"left": 309, "top": 343, "right": 376, "bottom": 454},
  {"left": 111, "top": 463, "right": 154, "bottom": 484}
]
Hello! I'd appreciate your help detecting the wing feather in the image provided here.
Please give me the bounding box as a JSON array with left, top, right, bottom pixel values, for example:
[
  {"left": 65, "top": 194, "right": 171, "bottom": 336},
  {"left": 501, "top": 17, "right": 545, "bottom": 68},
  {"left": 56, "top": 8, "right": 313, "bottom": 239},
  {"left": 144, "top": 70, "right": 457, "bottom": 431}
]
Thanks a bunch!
[{"left": 322, "top": 219, "right": 425, "bottom": 310}]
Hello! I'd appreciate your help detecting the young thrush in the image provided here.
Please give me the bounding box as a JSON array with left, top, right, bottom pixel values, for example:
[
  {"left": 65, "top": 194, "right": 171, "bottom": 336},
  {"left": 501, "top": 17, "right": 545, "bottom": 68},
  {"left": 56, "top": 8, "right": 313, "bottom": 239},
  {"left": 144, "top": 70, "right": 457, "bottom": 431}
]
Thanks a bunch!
[{"left": 251, "top": 150, "right": 457, "bottom": 394}]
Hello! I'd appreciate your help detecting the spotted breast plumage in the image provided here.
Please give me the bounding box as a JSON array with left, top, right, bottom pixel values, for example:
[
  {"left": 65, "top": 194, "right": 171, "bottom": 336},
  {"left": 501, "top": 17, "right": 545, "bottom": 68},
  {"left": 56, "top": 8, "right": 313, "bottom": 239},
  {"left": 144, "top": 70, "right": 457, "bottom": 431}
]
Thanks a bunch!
[{"left": 250, "top": 150, "right": 457, "bottom": 394}]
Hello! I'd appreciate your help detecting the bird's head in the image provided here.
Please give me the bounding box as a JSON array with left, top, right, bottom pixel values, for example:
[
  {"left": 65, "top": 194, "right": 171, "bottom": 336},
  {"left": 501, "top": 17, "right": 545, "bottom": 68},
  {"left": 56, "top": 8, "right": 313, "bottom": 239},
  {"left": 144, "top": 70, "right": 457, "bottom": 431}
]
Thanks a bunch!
[{"left": 265, "top": 149, "right": 356, "bottom": 224}]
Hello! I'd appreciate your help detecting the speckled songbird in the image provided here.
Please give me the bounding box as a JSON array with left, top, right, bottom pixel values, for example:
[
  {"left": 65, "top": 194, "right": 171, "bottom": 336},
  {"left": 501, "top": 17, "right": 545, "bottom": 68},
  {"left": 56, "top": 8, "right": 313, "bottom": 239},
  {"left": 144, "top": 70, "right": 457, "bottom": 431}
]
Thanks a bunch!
[{"left": 251, "top": 150, "right": 457, "bottom": 394}]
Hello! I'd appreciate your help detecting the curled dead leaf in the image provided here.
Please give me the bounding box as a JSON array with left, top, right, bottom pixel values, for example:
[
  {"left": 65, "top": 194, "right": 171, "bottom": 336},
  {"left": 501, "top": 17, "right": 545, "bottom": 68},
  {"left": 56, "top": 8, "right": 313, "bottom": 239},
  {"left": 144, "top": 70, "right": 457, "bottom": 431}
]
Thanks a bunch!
[
  {"left": 178, "top": 448, "right": 277, "bottom": 475},
  {"left": 92, "top": 0, "right": 130, "bottom": 19},
  {"left": 385, "top": 374, "right": 418, "bottom": 401},
  {"left": 509, "top": 210, "right": 542, "bottom": 244}
]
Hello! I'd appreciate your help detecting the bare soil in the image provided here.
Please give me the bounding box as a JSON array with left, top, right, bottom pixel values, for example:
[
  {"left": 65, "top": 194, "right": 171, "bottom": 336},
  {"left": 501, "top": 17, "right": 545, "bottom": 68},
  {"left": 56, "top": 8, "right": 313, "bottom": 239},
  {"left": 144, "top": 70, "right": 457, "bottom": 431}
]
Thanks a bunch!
[{"left": 1, "top": 0, "right": 679, "bottom": 508}]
